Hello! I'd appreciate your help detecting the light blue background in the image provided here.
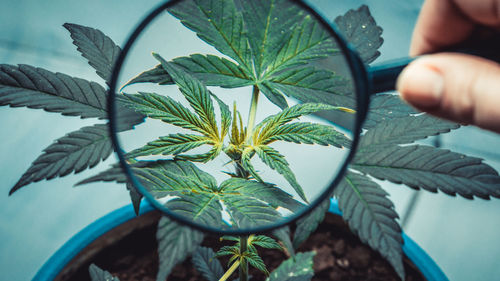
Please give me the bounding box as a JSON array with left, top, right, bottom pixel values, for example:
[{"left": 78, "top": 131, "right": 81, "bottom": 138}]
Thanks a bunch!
[{"left": 1, "top": 1, "right": 500, "bottom": 280}]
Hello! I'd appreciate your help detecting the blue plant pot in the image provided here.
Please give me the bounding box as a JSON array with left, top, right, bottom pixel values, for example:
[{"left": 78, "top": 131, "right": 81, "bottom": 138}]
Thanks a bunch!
[{"left": 33, "top": 199, "right": 448, "bottom": 281}]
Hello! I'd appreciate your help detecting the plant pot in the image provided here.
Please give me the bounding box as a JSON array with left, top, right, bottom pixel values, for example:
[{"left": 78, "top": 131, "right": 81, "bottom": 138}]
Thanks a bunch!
[{"left": 32, "top": 199, "right": 448, "bottom": 281}]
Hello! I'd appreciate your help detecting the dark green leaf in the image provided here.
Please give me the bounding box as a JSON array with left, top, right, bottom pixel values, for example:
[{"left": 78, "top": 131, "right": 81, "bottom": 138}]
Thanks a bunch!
[
  {"left": 363, "top": 94, "right": 416, "bottom": 129},
  {"left": 359, "top": 114, "right": 459, "bottom": 149},
  {"left": 175, "top": 144, "right": 223, "bottom": 163},
  {"left": 192, "top": 247, "right": 224, "bottom": 281},
  {"left": 10, "top": 124, "right": 113, "bottom": 195},
  {"left": 223, "top": 194, "right": 281, "bottom": 228},
  {"left": 264, "top": 12, "right": 337, "bottom": 75},
  {"left": 335, "top": 172, "right": 404, "bottom": 279},
  {"left": 78, "top": 160, "right": 218, "bottom": 197},
  {"left": 210, "top": 92, "right": 231, "bottom": 138},
  {"left": 266, "top": 252, "right": 315, "bottom": 281},
  {"left": 272, "top": 227, "right": 295, "bottom": 257},
  {"left": 88, "top": 264, "right": 120, "bottom": 281},
  {"left": 168, "top": 0, "right": 252, "bottom": 71},
  {"left": 126, "top": 134, "right": 211, "bottom": 158},
  {"left": 153, "top": 54, "right": 219, "bottom": 136},
  {"left": 352, "top": 145, "right": 500, "bottom": 199},
  {"left": 126, "top": 182, "right": 142, "bottom": 216},
  {"left": 156, "top": 216, "right": 204, "bottom": 281},
  {"left": 63, "top": 23, "right": 121, "bottom": 85},
  {"left": 335, "top": 5, "right": 383, "bottom": 64},
  {"left": 293, "top": 197, "right": 330, "bottom": 249},
  {"left": 220, "top": 178, "right": 304, "bottom": 212},
  {"left": 120, "top": 92, "right": 206, "bottom": 134},
  {"left": 166, "top": 193, "right": 223, "bottom": 228},
  {"left": 263, "top": 122, "right": 351, "bottom": 149},
  {"left": 123, "top": 54, "right": 253, "bottom": 89},
  {"left": 265, "top": 67, "right": 355, "bottom": 109},
  {"left": 251, "top": 235, "right": 282, "bottom": 250},
  {"left": 254, "top": 145, "right": 307, "bottom": 203},
  {"left": 245, "top": 251, "right": 268, "bottom": 275},
  {"left": 255, "top": 102, "right": 347, "bottom": 143},
  {"left": 0, "top": 64, "right": 107, "bottom": 118},
  {"left": 258, "top": 81, "right": 289, "bottom": 109}
]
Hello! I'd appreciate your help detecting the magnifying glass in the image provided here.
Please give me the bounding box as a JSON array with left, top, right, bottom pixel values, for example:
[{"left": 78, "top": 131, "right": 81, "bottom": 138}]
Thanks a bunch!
[{"left": 108, "top": 0, "right": 500, "bottom": 235}]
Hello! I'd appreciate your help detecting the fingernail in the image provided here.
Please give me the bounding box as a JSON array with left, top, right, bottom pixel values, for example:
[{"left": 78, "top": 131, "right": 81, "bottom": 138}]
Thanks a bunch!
[{"left": 396, "top": 63, "right": 444, "bottom": 108}]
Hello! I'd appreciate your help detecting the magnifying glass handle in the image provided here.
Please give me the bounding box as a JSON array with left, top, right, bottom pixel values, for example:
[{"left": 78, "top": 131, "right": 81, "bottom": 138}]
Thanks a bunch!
[{"left": 368, "top": 33, "right": 500, "bottom": 94}]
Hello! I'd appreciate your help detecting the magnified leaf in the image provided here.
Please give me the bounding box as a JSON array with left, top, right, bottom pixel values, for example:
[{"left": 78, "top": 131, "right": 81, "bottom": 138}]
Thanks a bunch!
[
  {"left": 126, "top": 134, "right": 211, "bottom": 159},
  {"left": 363, "top": 94, "right": 416, "bottom": 128},
  {"left": 220, "top": 178, "right": 304, "bottom": 212},
  {"left": 64, "top": 23, "right": 121, "bottom": 85},
  {"left": 223, "top": 195, "right": 281, "bottom": 228},
  {"left": 167, "top": 192, "right": 223, "bottom": 227},
  {"left": 335, "top": 172, "right": 404, "bottom": 280},
  {"left": 353, "top": 145, "right": 500, "bottom": 199}
]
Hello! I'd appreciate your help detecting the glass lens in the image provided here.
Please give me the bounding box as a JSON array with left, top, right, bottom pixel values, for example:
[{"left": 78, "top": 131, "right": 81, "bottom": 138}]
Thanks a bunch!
[{"left": 112, "top": 0, "right": 359, "bottom": 233}]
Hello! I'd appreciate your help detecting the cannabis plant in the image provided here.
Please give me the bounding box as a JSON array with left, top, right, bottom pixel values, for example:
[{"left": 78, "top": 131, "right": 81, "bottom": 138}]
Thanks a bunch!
[{"left": 3, "top": 1, "right": 500, "bottom": 281}]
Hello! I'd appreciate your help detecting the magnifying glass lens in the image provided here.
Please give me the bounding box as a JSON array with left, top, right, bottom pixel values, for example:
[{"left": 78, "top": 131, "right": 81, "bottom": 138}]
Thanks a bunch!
[{"left": 113, "top": 0, "right": 359, "bottom": 234}]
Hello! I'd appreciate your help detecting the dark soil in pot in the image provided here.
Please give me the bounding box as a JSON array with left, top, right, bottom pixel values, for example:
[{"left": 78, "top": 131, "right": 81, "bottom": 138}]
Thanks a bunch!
[{"left": 56, "top": 211, "right": 425, "bottom": 281}]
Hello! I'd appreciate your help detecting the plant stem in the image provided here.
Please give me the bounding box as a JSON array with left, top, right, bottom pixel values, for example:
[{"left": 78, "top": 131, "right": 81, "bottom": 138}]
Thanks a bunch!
[
  {"left": 239, "top": 235, "right": 249, "bottom": 281},
  {"left": 219, "top": 259, "right": 241, "bottom": 281},
  {"left": 245, "top": 85, "right": 260, "bottom": 143}
]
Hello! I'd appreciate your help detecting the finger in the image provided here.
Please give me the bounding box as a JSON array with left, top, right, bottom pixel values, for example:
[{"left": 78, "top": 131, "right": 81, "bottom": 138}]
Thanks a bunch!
[
  {"left": 397, "top": 53, "right": 500, "bottom": 133},
  {"left": 411, "top": 0, "right": 500, "bottom": 55}
]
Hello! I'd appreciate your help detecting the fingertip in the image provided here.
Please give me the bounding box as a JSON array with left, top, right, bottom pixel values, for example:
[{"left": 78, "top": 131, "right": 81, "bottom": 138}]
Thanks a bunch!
[{"left": 397, "top": 60, "right": 444, "bottom": 108}]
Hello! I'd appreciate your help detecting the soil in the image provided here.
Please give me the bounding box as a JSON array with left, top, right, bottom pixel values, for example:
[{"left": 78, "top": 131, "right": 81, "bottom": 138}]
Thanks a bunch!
[{"left": 56, "top": 211, "right": 426, "bottom": 281}]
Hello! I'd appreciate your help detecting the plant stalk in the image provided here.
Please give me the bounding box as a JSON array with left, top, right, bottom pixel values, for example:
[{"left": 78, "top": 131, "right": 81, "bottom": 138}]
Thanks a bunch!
[
  {"left": 245, "top": 86, "right": 260, "bottom": 143},
  {"left": 239, "top": 235, "right": 249, "bottom": 281},
  {"left": 219, "top": 259, "right": 241, "bottom": 281}
]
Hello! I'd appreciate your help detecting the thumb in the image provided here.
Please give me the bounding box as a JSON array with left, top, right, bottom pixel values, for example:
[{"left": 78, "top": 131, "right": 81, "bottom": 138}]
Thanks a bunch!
[{"left": 397, "top": 53, "right": 500, "bottom": 133}]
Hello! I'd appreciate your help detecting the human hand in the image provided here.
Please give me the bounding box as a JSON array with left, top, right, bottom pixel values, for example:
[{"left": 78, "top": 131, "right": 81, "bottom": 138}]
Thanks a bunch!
[{"left": 396, "top": 0, "right": 500, "bottom": 133}]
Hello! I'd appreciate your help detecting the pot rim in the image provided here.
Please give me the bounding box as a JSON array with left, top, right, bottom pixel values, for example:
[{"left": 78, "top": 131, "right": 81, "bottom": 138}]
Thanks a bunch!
[{"left": 32, "top": 199, "right": 448, "bottom": 281}]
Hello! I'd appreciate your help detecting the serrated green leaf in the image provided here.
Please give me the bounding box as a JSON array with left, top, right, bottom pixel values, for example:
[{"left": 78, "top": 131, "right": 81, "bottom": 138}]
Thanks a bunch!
[
  {"left": 156, "top": 216, "right": 204, "bottom": 281},
  {"left": 254, "top": 102, "right": 347, "bottom": 144},
  {"left": 154, "top": 54, "right": 219, "bottom": 137},
  {"left": 240, "top": 146, "right": 262, "bottom": 182},
  {"left": 126, "top": 134, "right": 211, "bottom": 159},
  {"left": 192, "top": 247, "right": 224, "bottom": 281},
  {"left": 245, "top": 251, "right": 268, "bottom": 275},
  {"left": 251, "top": 235, "right": 282, "bottom": 250},
  {"left": 254, "top": 145, "right": 307, "bottom": 202},
  {"left": 88, "top": 264, "right": 120, "bottom": 281},
  {"left": 335, "top": 172, "right": 404, "bottom": 280},
  {"left": 363, "top": 94, "right": 416, "bottom": 129},
  {"left": 352, "top": 145, "right": 500, "bottom": 199},
  {"left": 265, "top": 67, "right": 356, "bottom": 109},
  {"left": 0, "top": 64, "right": 107, "bottom": 118},
  {"left": 263, "top": 122, "right": 351, "bottom": 149},
  {"left": 223, "top": 194, "right": 281, "bottom": 228},
  {"left": 9, "top": 124, "right": 113, "bottom": 195},
  {"left": 266, "top": 252, "right": 315, "bottom": 281},
  {"left": 264, "top": 13, "right": 337, "bottom": 75},
  {"left": 359, "top": 114, "right": 459, "bottom": 149},
  {"left": 120, "top": 92, "right": 206, "bottom": 134},
  {"left": 123, "top": 54, "right": 253, "bottom": 89},
  {"left": 293, "top": 197, "right": 330, "bottom": 249},
  {"left": 168, "top": 0, "right": 252, "bottom": 71},
  {"left": 334, "top": 5, "right": 383, "bottom": 64},
  {"left": 220, "top": 178, "right": 304, "bottom": 212},
  {"left": 215, "top": 245, "right": 239, "bottom": 258},
  {"left": 272, "top": 226, "right": 295, "bottom": 257},
  {"left": 78, "top": 160, "right": 218, "bottom": 197},
  {"left": 210, "top": 92, "right": 232, "bottom": 139},
  {"left": 126, "top": 182, "right": 142, "bottom": 216},
  {"left": 175, "top": 143, "right": 223, "bottom": 163},
  {"left": 167, "top": 193, "right": 223, "bottom": 228},
  {"left": 63, "top": 23, "right": 121, "bottom": 85},
  {"left": 258, "top": 81, "right": 289, "bottom": 109}
]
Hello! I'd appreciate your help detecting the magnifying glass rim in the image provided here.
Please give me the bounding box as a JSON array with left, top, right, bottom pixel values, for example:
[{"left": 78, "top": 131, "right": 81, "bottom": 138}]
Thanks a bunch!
[{"left": 108, "top": 0, "right": 369, "bottom": 235}]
